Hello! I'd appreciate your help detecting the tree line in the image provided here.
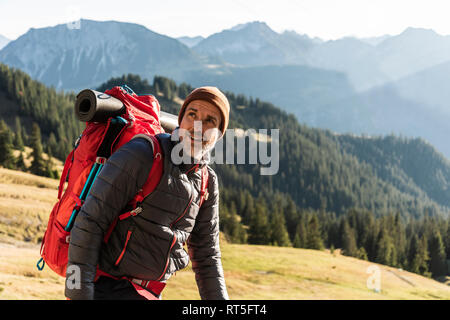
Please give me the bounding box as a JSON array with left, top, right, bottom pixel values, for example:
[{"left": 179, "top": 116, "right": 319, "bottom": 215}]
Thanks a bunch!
[
  {"left": 0, "top": 118, "right": 58, "bottom": 178},
  {"left": 0, "top": 63, "right": 83, "bottom": 161},
  {"left": 219, "top": 188, "right": 449, "bottom": 278}
]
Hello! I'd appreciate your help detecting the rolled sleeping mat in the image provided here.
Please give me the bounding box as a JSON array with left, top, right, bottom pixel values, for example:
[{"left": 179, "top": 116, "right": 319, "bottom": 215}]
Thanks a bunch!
[
  {"left": 75, "top": 89, "right": 126, "bottom": 122},
  {"left": 160, "top": 111, "right": 179, "bottom": 133}
]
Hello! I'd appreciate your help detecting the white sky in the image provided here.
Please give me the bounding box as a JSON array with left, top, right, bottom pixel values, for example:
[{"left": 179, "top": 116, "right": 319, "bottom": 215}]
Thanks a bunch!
[{"left": 1, "top": 0, "right": 450, "bottom": 40}]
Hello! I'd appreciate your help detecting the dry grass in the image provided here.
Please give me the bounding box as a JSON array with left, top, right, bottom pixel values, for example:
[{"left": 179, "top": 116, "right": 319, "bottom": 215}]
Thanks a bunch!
[
  {"left": 0, "top": 242, "right": 64, "bottom": 300},
  {"left": 0, "top": 168, "right": 58, "bottom": 243},
  {"left": 1, "top": 239, "right": 449, "bottom": 300}
]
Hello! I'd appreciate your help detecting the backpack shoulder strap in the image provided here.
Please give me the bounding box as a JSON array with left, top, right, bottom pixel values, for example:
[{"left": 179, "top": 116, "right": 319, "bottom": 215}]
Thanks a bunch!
[
  {"left": 116, "top": 134, "right": 163, "bottom": 221},
  {"left": 138, "top": 135, "right": 163, "bottom": 200},
  {"left": 199, "top": 166, "right": 209, "bottom": 208}
]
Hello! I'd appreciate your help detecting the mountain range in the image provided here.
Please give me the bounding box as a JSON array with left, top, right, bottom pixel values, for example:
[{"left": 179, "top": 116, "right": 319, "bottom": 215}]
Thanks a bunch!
[
  {"left": 1, "top": 19, "right": 450, "bottom": 158},
  {"left": 192, "top": 22, "right": 450, "bottom": 91},
  {"left": 0, "top": 20, "right": 203, "bottom": 90}
]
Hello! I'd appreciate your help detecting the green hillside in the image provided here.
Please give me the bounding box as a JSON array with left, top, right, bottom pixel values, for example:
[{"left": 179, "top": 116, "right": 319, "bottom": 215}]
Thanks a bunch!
[{"left": 337, "top": 134, "right": 450, "bottom": 208}]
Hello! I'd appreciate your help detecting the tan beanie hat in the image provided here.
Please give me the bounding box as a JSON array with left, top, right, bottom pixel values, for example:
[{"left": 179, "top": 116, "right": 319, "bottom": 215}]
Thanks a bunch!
[{"left": 178, "top": 86, "right": 230, "bottom": 136}]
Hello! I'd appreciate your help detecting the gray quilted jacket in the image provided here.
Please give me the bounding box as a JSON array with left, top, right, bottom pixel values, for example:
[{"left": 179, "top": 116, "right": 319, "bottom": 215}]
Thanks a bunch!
[{"left": 65, "top": 133, "right": 228, "bottom": 300}]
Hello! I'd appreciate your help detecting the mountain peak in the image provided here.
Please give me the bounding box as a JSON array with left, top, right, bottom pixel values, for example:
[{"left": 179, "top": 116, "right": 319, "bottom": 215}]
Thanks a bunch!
[
  {"left": 399, "top": 27, "right": 440, "bottom": 38},
  {"left": 229, "top": 21, "right": 272, "bottom": 32},
  {"left": 0, "top": 19, "right": 201, "bottom": 90}
]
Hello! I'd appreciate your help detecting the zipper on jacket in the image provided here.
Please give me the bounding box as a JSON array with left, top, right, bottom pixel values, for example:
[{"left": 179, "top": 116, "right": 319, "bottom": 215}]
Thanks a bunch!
[
  {"left": 157, "top": 174, "right": 202, "bottom": 281},
  {"left": 114, "top": 230, "right": 133, "bottom": 266},
  {"left": 157, "top": 183, "right": 194, "bottom": 280},
  {"left": 156, "top": 233, "right": 177, "bottom": 281},
  {"left": 170, "top": 194, "right": 194, "bottom": 229}
]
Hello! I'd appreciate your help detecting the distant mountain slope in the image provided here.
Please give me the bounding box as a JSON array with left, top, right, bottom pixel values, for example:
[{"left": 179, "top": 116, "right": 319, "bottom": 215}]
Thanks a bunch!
[
  {"left": 376, "top": 27, "right": 450, "bottom": 82},
  {"left": 193, "top": 24, "right": 450, "bottom": 91},
  {"left": 182, "top": 64, "right": 356, "bottom": 119},
  {"left": 307, "top": 37, "right": 389, "bottom": 91},
  {"left": 337, "top": 134, "right": 450, "bottom": 208},
  {"left": 0, "top": 19, "right": 204, "bottom": 91},
  {"left": 193, "top": 21, "right": 314, "bottom": 66},
  {"left": 181, "top": 62, "right": 450, "bottom": 160},
  {"left": 0, "top": 34, "right": 10, "bottom": 50},
  {"left": 392, "top": 60, "right": 450, "bottom": 117},
  {"left": 177, "top": 36, "right": 204, "bottom": 48},
  {"left": 317, "top": 83, "right": 450, "bottom": 159}
]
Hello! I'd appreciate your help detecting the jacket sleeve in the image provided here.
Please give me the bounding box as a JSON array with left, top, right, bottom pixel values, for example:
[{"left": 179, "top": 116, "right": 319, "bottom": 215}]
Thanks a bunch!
[
  {"left": 187, "top": 168, "right": 229, "bottom": 300},
  {"left": 65, "top": 137, "right": 153, "bottom": 300}
]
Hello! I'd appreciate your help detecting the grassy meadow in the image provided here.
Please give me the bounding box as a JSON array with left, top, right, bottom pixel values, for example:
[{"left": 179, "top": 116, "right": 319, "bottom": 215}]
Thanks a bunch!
[{"left": 0, "top": 167, "right": 449, "bottom": 300}]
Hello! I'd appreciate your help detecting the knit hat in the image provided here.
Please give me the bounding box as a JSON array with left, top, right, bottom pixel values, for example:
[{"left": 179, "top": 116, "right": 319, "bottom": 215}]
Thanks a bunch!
[{"left": 178, "top": 86, "right": 230, "bottom": 137}]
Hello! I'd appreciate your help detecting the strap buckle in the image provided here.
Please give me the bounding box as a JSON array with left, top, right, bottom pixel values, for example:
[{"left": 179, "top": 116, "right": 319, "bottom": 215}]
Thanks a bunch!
[
  {"left": 96, "top": 157, "right": 107, "bottom": 164},
  {"left": 130, "top": 206, "right": 142, "bottom": 216},
  {"left": 130, "top": 278, "right": 166, "bottom": 296}
]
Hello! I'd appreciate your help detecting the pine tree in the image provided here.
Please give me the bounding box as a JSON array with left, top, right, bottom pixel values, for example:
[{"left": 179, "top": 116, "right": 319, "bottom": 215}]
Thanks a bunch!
[
  {"left": 223, "top": 201, "right": 247, "bottom": 244},
  {"left": 48, "top": 132, "right": 58, "bottom": 158},
  {"left": 16, "top": 151, "right": 27, "bottom": 171},
  {"left": 410, "top": 235, "right": 431, "bottom": 276},
  {"left": 178, "top": 82, "right": 191, "bottom": 99},
  {"left": 356, "top": 247, "right": 368, "bottom": 260},
  {"left": 293, "top": 219, "right": 307, "bottom": 248},
  {"left": 305, "top": 214, "right": 324, "bottom": 250},
  {"left": 29, "top": 123, "right": 47, "bottom": 176},
  {"left": 445, "top": 224, "right": 450, "bottom": 261},
  {"left": 284, "top": 197, "right": 299, "bottom": 240},
  {"left": 242, "top": 191, "right": 255, "bottom": 226},
  {"left": 269, "top": 211, "right": 292, "bottom": 247},
  {"left": 428, "top": 230, "right": 447, "bottom": 278},
  {"left": 375, "top": 228, "right": 397, "bottom": 266},
  {"left": 45, "top": 146, "right": 58, "bottom": 179},
  {"left": 14, "top": 117, "right": 24, "bottom": 151},
  {"left": 341, "top": 220, "right": 358, "bottom": 257},
  {"left": 407, "top": 234, "right": 421, "bottom": 273},
  {"left": 393, "top": 212, "right": 407, "bottom": 268},
  {"left": 248, "top": 203, "right": 271, "bottom": 245},
  {"left": 0, "top": 120, "right": 16, "bottom": 169}
]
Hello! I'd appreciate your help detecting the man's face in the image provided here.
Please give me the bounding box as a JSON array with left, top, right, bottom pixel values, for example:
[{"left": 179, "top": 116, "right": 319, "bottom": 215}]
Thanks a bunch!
[{"left": 179, "top": 100, "right": 222, "bottom": 159}]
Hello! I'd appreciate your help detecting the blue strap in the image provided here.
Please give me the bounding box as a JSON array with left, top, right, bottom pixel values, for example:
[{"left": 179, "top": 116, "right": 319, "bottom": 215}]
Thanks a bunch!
[
  {"left": 36, "top": 257, "right": 45, "bottom": 271},
  {"left": 65, "top": 162, "right": 102, "bottom": 232},
  {"left": 112, "top": 116, "right": 128, "bottom": 125},
  {"left": 137, "top": 93, "right": 155, "bottom": 97},
  {"left": 121, "top": 84, "right": 135, "bottom": 95}
]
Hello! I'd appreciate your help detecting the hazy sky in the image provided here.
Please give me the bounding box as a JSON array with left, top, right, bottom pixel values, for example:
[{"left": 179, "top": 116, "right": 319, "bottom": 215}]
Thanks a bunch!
[{"left": 1, "top": 0, "right": 450, "bottom": 40}]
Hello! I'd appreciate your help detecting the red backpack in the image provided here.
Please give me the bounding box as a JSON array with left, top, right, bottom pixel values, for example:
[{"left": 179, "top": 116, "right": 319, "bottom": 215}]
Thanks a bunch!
[{"left": 37, "top": 85, "right": 209, "bottom": 281}]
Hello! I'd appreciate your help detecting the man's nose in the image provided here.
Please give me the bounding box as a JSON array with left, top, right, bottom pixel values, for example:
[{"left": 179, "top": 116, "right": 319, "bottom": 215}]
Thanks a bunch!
[{"left": 193, "top": 121, "right": 206, "bottom": 133}]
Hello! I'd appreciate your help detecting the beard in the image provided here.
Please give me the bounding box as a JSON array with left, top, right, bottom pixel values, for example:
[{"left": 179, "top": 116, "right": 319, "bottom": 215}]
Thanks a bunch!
[{"left": 176, "top": 127, "right": 219, "bottom": 161}]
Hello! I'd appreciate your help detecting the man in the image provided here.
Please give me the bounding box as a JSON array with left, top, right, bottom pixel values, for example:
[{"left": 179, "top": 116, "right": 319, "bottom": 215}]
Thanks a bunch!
[{"left": 65, "top": 86, "right": 230, "bottom": 300}]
